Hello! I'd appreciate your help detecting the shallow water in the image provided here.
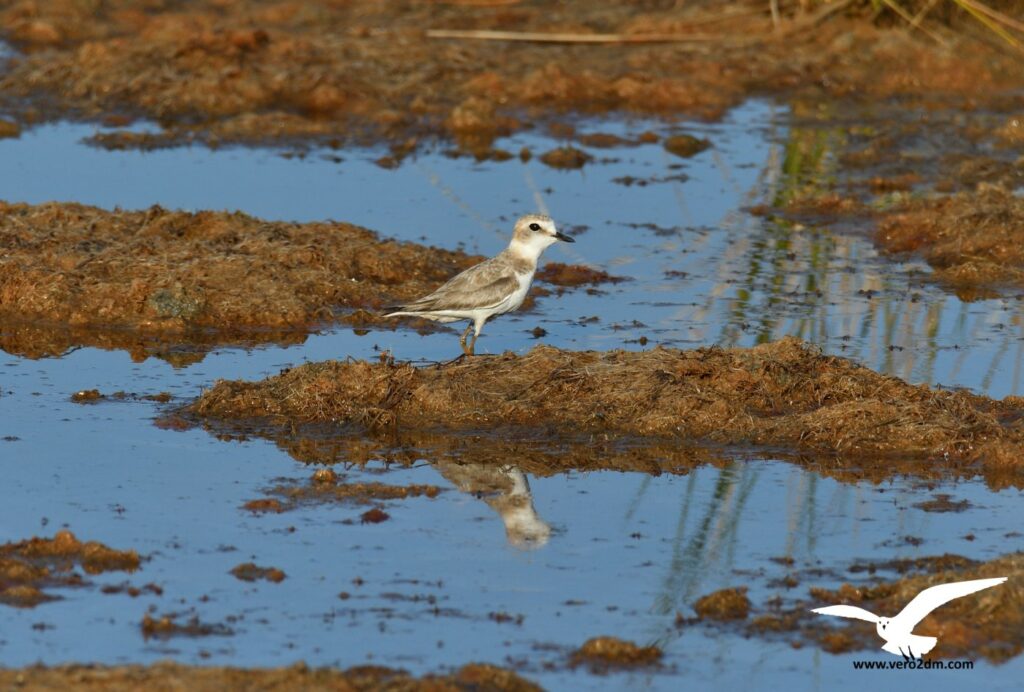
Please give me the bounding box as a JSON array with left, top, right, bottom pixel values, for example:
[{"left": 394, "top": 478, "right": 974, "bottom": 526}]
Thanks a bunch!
[{"left": 0, "top": 101, "right": 1022, "bottom": 689}]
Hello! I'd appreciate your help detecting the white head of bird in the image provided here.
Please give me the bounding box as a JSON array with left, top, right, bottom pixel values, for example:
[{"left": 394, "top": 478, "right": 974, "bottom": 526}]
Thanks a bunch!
[{"left": 508, "top": 214, "right": 574, "bottom": 262}]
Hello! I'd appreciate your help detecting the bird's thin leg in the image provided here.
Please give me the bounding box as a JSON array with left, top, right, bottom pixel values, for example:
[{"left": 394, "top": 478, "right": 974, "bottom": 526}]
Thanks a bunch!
[
  {"left": 459, "top": 323, "right": 474, "bottom": 356},
  {"left": 466, "top": 317, "right": 485, "bottom": 356}
]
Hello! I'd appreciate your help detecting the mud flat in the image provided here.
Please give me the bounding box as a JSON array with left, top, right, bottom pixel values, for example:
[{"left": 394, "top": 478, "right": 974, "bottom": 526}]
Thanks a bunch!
[
  {"left": 0, "top": 1, "right": 1021, "bottom": 151},
  {"left": 0, "top": 201, "right": 605, "bottom": 357},
  {"left": 744, "top": 551, "right": 1023, "bottom": 662},
  {"left": 0, "top": 661, "right": 540, "bottom": 691},
  {"left": 184, "top": 338, "right": 1024, "bottom": 483}
]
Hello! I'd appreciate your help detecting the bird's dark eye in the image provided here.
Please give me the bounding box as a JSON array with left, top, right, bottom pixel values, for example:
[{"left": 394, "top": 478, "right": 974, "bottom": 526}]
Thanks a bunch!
[{"left": 529, "top": 223, "right": 541, "bottom": 232}]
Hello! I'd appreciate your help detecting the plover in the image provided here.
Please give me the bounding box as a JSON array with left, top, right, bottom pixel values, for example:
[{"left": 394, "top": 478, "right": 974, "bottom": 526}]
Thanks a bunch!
[{"left": 386, "top": 214, "right": 573, "bottom": 355}]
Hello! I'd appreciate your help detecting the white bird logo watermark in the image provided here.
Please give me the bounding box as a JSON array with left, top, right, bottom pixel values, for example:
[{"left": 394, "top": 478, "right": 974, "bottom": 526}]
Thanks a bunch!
[{"left": 811, "top": 577, "right": 1007, "bottom": 660}]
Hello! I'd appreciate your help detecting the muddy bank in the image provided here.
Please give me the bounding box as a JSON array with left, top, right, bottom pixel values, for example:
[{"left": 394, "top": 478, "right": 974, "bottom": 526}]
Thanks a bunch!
[
  {"left": 0, "top": 1, "right": 1021, "bottom": 151},
  {"left": 0, "top": 662, "right": 540, "bottom": 691},
  {"left": 746, "top": 551, "right": 1023, "bottom": 662},
  {"left": 879, "top": 184, "right": 1024, "bottom": 291},
  {"left": 0, "top": 201, "right": 604, "bottom": 357},
  {"left": 185, "top": 338, "right": 1024, "bottom": 477},
  {"left": 0, "top": 530, "right": 139, "bottom": 608}
]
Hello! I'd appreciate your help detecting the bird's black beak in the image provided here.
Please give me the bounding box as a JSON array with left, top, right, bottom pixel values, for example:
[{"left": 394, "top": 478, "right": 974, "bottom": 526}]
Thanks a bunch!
[{"left": 554, "top": 231, "right": 575, "bottom": 243}]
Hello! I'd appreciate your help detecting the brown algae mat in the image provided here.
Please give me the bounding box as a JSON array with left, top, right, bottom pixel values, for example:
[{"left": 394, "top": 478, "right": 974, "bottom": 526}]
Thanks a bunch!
[
  {"left": 0, "top": 201, "right": 604, "bottom": 354},
  {"left": 1, "top": 1, "right": 1021, "bottom": 151},
  {"left": 746, "top": 551, "right": 1024, "bottom": 662},
  {"left": 186, "top": 338, "right": 1024, "bottom": 479},
  {"left": 878, "top": 184, "right": 1024, "bottom": 291},
  {"left": 570, "top": 637, "right": 663, "bottom": 671},
  {"left": 0, "top": 530, "right": 140, "bottom": 608},
  {"left": 0, "top": 662, "right": 541, "bottom": 691}
]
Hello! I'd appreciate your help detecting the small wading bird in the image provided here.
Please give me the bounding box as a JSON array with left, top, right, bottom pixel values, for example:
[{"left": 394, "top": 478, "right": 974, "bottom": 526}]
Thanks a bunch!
[
  {"left": 385, "top": 215, "right": 574, "bottom": 355},
  {"left": 811, "top": 576, "right": 1007, "bottom": 660}
]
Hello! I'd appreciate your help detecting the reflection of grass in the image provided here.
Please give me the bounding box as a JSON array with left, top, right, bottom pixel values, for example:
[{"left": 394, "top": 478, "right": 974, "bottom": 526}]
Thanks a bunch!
[
  {"left": 771, "top": 114, "right": 845, "bottom": 208},
  {"left": 640, "top": 460, "right": 857, "bottom": 653},
  {"left": 707, "top": 104, "right": 1024, "bottom": 398},
  {"left": 650, "top": 462, "right": 760, "bottom": 617}
]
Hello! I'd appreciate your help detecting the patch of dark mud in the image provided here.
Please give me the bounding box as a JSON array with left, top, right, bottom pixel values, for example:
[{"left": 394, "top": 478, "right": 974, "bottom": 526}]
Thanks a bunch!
[
  {"left": 848, "top": 554, "right": 978, "bottom": 576},
  {"left": 912, "top": 494, "right": 972, "bottom": 513},
  {"left": 539, "top": 146, "right": 593, "bottom": 170},
  {"left": 182, "top": 339, "right": 1024, "bottom": 481},
  {"left": 100, "top": 582, "right": 163, "bottom": 598},
  {"left": 577, "top": 131, "right": 659, "bottom": 148},
  {"left": 70, "top": 389, "right": 173, "bottom": 404},
  {"left": 1, "top": 1, "right": 1021, "bottom": 153},
  {"left": 0, "top": 530, "right": 140, "bottom": 608},
  {"left": 0, "top": 201, "right": 609, "bottom": 357},
  {"left": 0, "top": 662, "right": 541, "bottom": 691},
  {"left": 570, "top": 636, "right": 663, "bottom": 671},
  {"left": 534, "top": 262, "right": 626, "bottom": 287},
  {"left": 140, "top": 612, "right": 234, "bottom": 640},
  {"left": 746, "top": 552, "right": 1024, "bottom": 662},
  {"left": 663, "top": 134, "right": 710, "bottom": 158}
]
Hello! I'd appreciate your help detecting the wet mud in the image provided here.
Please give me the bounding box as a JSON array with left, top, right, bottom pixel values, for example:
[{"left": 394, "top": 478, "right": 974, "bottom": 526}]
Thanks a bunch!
[
  {"left": 0, "top": 530, "right": 140, "bottom": 608},
  {"left": 0, "top": 662, "right": 541, "bottom": 690},
  {"left": 745, "top": 551, "right": 1024, "bottom": 662},
  {"left": 184, "top": 338, "right": 1024, "bottom": 480},
  {"left": 0, "top": 1, "right": 1020, "bottom": 154},
  {"left": 0, "top": 201, "right": 607, "bottom": 357}
]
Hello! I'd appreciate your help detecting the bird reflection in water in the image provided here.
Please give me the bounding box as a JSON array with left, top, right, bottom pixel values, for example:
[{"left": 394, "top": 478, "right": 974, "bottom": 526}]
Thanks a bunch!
[{"left": 433, "top": 462, "right": 551, "bottom": 549}]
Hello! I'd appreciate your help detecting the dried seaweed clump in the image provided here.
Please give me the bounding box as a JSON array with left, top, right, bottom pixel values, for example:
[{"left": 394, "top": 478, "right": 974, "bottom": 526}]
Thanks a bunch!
[
  {"left": 694, "top": 587, "right": 751, "bottom": 621},
  {"left": 187, "top": 338, "right": 1024, "bottom": 470},
  {"left": 763, "top": 552, "right": 1024, "bottom": 662},
  {"left": 0, "top": 201, "right": 472, "bottom": 333},
  {"left": 0, "top": 530, "right": 140, "bottom": 608},
  {"left": 0, "top": 662, "right": 541, "bottom": 691},
  {"left": 571, "top": 636, "right": 663, "bottom": 670},
  {"left": 877, "top": 184, "right": 1024, "bottom": 290},
  {"left": 229, "top": 563, "right": 286, "bottom": 583},
  {"left": 0, "top": 0, "right": 1020, "bottom": 151}
]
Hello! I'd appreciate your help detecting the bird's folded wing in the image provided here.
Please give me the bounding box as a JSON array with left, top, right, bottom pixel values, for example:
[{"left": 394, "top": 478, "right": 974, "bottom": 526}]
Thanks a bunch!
[
  {"left": 894, "top": 577, "right": 1007, "bottom": 630},
  {"left": 810, "top": 605, "right": 879, "bottom": 623},
  {"left": 400, "top": 260, "right": 520, "bottom": 312}
]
